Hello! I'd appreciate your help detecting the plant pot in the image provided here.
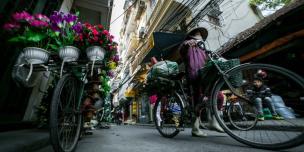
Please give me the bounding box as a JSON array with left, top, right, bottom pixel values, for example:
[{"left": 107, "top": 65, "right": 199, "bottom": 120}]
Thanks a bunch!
[
  {"left": 59, "top": 46, "right": 80, "bottom": 62},
  {"left": 86, "top": 46, "right": 106, "bottom": 61},
  {"left": 23, "top": 47, "right": 50, "bottom": 64}
]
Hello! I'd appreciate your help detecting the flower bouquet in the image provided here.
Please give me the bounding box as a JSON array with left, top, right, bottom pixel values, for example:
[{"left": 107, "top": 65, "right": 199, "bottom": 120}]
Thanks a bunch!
[
  {"left": 78, "top": 23, "right": 116, "bottom": 61},
  {"left": 3, "top": 11, "right": 51, "bottom": 64},
  {"left": 48, "top": 11, "right": 83, "bottom": 62}
]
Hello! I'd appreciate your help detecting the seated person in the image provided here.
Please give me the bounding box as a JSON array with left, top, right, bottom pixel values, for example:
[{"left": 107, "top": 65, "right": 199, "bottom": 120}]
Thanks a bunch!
[{"left": 246, "top": 77, "right": 284, "bottom": 121}]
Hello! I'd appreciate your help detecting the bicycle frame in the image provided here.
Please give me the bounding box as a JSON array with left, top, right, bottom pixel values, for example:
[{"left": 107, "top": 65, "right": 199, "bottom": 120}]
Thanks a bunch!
[{"left": 197, "top": 41, "right": 251, "bottom": 104}]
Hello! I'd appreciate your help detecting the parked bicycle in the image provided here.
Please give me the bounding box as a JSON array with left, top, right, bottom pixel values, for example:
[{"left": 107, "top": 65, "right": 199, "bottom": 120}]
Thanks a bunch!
[
  {"left": 149, "top": 40, "right": 304, "bottom": 150},
  {"left": 49, "top": 60, "right": 106, "bottom": 152}
]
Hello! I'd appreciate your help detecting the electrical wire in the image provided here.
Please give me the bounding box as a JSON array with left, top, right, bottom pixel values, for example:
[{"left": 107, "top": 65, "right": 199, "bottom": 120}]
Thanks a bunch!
[
  {"left": 110, "top": 0, "right": 138, "bottom": 25},
  {"left": 158, "top": 0, "right": 193, "bottom": 31},
  {"left": 159, "top": 0, "right": 204, "bottom": 32}
]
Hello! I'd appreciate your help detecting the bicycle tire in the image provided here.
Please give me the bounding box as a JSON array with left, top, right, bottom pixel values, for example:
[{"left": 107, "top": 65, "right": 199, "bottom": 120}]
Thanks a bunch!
[
  {"left": 153, "top": 91, "right": 184, "bottom": 138},
  {"left": 50, "top": 74, "right": 82, "bottom": 152},
  {"left": 227, "top": 102, "right": 258, "bottom": 131},
  {"left": 211, "top": 63, "right": 304, "bottom": 150}
]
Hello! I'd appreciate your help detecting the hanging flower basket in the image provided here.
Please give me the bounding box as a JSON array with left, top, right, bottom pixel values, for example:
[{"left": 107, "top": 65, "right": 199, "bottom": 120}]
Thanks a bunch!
[
  {"left": 59, "top": 46, "right": 80, "bottom": 62},
  {"left": 86, "top": 46, "right": 106, "bottom": 61},
  {"left": 23, "top": 47, "right": 50, "bottom": 64}
]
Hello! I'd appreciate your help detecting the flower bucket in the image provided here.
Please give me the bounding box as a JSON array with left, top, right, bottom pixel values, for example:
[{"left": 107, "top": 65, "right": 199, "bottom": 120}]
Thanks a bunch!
[
  {"left": 12, "top": 52, "right": 40, "bottom": 87},
  {"left": 59, "top": 46, "right": 80, "bottom": 62},
  {"left": 86, "top": 46, "right": 106, "bottom": 76},
  {"left": 23, "top": 47, "right": 50, "bottom": 64},
  {"left": 86, "top": 46, "right": 106, "bottom": 61}
]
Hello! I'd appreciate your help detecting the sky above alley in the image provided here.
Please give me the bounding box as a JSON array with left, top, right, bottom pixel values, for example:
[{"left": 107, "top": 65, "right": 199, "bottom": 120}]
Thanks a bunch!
[{"left": 109, "top": 0, "right": 124, "bottom": 44}]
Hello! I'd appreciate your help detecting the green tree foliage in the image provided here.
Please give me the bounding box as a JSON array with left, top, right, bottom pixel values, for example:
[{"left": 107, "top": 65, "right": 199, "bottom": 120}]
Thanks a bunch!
[{"left": 250, "top": 0, "right": 292, "bottom": 9}]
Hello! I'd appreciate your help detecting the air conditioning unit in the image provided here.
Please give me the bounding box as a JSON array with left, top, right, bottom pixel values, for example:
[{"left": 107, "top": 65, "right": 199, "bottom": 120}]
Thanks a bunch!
[
  {"left": 139, "top": 27, "right": 146, "bottom": 39},
  {"left": 139, "top": 0, "right": 146, "bottom": 9},
  {"left": 208, "top": 3, "right": 222, "bottom": 18}
]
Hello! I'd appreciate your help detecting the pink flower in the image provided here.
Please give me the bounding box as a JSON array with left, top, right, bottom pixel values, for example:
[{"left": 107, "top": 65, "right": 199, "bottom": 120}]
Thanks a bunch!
[
  {"left": 34, "top": 14, "right": 50, "bottom": 22},
  {"left": 92, "top": 28, "right": 99, "bottom": 36},
  {"left": 97, "top": 24, "right": 103, "bottom": 29},
  {"left": 12, "top": 11, "right": 34, "bottom": 22},
  {"left": 29, "top": 20, "right": 49, "bottom": 28},
  {"left": 102, "top": 30, "right": 109, "bottom": 36},
  {"left": 109, "top": 45, "right": 113, "bottom": 50},
  {"left": 109, "top": 38, "right": 113, "bottom": 43},
  {"left": 3, "top": 22, "right": 20, "bottom": 31},
  {"left": 93, "top": 36, "right": 98, "bottom": 42},
  {"left": 149, "top": 95, "right": 158, "bottom": 105}
]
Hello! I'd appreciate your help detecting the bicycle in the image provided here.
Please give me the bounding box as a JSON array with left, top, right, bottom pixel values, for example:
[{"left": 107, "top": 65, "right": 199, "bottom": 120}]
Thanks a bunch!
[
  {"left": 150, "top": 41, "right": 304, "bottom": 150},
  {"left": 47, "top": 59, "right": 106, "bottom": 152}
]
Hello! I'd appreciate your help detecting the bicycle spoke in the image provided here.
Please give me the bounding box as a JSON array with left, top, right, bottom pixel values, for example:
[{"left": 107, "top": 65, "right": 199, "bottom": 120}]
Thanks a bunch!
[
  {"left": 212, "top": 64, "right": 304, "bottom": 149},
  {"left": 50, "top": 75, "right": 81, "bottom": 152}
]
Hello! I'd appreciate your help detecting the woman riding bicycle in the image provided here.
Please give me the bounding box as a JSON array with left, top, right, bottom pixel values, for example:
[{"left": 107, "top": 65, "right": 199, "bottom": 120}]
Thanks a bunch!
[{"left": 178, "top": 27, "right": 224, "bottom": 137}]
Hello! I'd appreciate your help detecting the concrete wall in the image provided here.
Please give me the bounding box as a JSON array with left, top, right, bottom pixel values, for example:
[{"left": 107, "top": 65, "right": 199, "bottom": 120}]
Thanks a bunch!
[
  {"left": 197, "top": 0, "right": 260, "bottom": 51},
  {"left": 59, "top": 0, "right": 74, "bottom": 13}
]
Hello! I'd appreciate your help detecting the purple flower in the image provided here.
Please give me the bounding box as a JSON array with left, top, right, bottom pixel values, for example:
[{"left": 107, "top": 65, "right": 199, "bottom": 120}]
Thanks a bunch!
[
  {"left": 64, "top": 13, "right": 77, "bottom": 26},
  {"left": 50, "top": 11, "right": 64, "bottom": 28},
  {"left": 107, "top": 71, "right": 114, "bottom": 78},
  {"left": 72, "top": 22, "right": 83, "bottom": 33},
  {"left": 3, "top": 22, "right": 20, "bottom": 31},
  {"left": 51, "top": 23, "right": 61, "bottom": 36},
  {"left": 112, "top": 55, "right": 120, "bottom": 62}
]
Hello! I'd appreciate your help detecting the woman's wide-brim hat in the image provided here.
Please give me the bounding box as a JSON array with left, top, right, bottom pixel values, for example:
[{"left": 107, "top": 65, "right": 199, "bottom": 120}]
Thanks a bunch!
[{"left": 186, "top": 27, "right": 208, "bottom": 41}]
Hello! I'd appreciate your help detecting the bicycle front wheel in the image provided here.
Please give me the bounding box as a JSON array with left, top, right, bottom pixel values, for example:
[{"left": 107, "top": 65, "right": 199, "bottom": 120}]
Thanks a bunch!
[
  {"left": 212, "top": 63, "right": 304, "bottom": 150},
  {"left": 50, "top": 74, "right": 82, "bottom": 152}
]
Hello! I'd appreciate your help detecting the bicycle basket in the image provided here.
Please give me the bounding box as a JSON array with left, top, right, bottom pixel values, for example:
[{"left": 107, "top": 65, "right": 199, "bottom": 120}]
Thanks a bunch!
[{"left": 216, "top": 59, "right": 243, "bottom": 87}]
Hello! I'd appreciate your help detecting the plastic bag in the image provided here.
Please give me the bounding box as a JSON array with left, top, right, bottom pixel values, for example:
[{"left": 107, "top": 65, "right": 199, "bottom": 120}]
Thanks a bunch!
[{"left": 147, "top": 60, "right": 179, "bottom": 80}]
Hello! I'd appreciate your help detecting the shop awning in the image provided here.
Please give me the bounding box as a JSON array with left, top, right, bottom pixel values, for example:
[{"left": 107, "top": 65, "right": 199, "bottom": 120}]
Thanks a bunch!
[{"left": 143, "top": 32, "right": 185, "bottom": 62}]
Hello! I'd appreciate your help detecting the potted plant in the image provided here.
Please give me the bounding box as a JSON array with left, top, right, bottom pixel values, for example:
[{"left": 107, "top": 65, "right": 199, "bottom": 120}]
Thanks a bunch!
[
  {"left": 3, "top": 11, "right": 51, "bottom": 64},
  {"left": 48, "top": 11, "right": 83, "bottom": 62},
  {"left": 80, "top": 23, "right": 115, "bottom": 61}
]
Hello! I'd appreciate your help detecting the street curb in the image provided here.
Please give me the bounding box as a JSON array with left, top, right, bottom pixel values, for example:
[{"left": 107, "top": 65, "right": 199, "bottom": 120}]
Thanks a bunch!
[
  {"left": 122, "top": 123, "right": 155, "bottom": 127},
  {"left": 0, "top": 129, "right": 50, "bottom": 152},
  {"left": 133, "top": 123, "right": 155, "bottom": 127}
]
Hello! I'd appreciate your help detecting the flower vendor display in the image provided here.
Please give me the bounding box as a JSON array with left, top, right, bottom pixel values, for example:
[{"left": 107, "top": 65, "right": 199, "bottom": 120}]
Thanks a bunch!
[{"left": 3, "top": 10, "right": 119, "bottom": 93}]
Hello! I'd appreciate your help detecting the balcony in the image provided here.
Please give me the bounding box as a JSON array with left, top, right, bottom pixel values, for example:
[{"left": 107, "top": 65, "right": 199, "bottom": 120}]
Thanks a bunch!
[{"left": 135, "top": 0, "right": 147, "bottom": 20}]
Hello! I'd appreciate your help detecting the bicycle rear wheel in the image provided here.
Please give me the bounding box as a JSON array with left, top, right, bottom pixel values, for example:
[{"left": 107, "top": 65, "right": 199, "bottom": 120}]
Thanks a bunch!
[
  {"left": 153, "top": 91, "right": 184, "bottom": 138},
  {"left": 211, "top": 63, "right": 304, "bottom": 150},
  {"left": 50, "top": 74, "right": 82, "bottom": 152}
]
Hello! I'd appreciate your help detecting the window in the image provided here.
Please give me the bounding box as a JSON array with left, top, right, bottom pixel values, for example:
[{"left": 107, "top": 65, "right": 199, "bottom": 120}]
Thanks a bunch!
[
  {"left": 208, "top": 15, "right": 221, "bottom": 26},
  {"left": 207, "top": 3, "right": 222, "bottom": 26},
  {"left": 150, "top": 0, "right": 157, "bottom": 8}
]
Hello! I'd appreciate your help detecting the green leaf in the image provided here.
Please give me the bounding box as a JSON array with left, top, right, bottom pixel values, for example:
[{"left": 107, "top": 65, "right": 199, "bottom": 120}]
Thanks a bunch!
[
  {"left": 8, "top": 36, "right": 26, "bottom": 42},
  {"left": 26, "top": 31, "right": 47, "bottom": 42},
  {"left": 55, "top": 39, "right": 62, "bottom": 46},
  {"left": 76, "top": 11, "right": 80, "bottom": 16},
  {"left": 48, "top": 44, "right": 59, "bottom": 50}
]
